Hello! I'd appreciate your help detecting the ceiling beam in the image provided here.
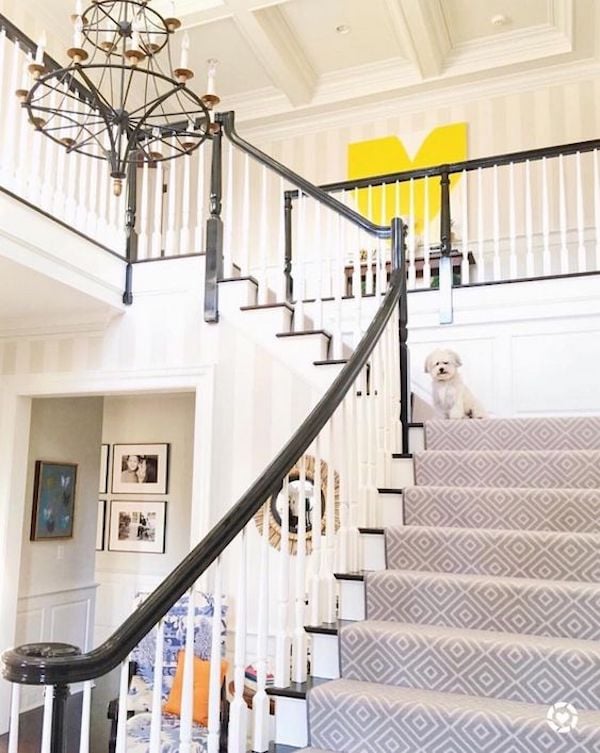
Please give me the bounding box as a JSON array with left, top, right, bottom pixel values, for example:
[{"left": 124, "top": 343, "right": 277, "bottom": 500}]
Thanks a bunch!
[
  {"left": 226, "top": 0, "right": 317, "bottom": 106},
  {"left": 384, "top": 0, "right": 451, "bottom": 79}
]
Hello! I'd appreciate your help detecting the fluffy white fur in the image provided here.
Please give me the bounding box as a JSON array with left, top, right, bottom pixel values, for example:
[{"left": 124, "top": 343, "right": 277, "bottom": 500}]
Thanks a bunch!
[{"left": 425, "top": 348, "right": 486, "bottom": 420}]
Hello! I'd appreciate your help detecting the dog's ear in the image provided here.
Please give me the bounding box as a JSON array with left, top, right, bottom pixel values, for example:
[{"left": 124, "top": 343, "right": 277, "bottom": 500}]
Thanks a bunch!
[{"left": 448, "top": 350, "right": 462, "bottom": 367}]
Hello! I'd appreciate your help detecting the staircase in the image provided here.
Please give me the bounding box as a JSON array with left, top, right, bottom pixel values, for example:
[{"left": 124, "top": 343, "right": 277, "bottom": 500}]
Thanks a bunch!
[{"left": 296, "top": 417, "right": 600, "bottom": 753}]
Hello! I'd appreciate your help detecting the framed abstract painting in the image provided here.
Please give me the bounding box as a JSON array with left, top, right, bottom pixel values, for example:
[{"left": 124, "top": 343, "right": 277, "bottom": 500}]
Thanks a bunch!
[{"left": 30, "top": 461, "right": 77, "bottom": 541}]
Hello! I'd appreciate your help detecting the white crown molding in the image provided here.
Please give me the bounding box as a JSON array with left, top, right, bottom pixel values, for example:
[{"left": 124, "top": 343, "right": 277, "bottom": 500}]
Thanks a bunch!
[
  {"left": 0, "top": 309, "right": 120, "bottom": 339},
  {"left": 235, "top": 55, "right": 600, "bottom": 142}
]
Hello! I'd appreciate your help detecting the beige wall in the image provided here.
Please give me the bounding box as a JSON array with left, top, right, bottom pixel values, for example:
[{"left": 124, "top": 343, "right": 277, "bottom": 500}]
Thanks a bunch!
[{"left": 18, "top": 396, "right": 103, "bottom": 598}]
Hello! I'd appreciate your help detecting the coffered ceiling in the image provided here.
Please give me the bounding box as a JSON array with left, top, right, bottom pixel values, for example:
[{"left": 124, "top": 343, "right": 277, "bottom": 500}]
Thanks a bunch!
[{"left": 5, "top": 0, "right": 600, "bottom": 127}]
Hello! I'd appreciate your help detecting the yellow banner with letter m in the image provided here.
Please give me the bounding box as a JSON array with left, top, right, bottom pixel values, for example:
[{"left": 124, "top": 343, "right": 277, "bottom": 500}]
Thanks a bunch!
[{"left": 347, "top": 123, "right": 467, "bottom": 233}]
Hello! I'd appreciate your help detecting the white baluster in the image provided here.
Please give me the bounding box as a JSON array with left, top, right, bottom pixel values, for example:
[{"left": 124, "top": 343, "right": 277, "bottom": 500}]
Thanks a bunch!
[
  {"left": 322, "top": 423, "right": 337, "bottom": 623},
  {"left": 295, "top": 193, "right": 306, "bottom": 331},
  {"left": 338, "top": 399, "right": 351, "bottom": 570},
  {"left": 576, "top": 151, "right": 586, "bottom": 272},
  {"left": 313, "top": 201, "right": 323, "bottom": 328},
  {"left": 208, "top": 558, "right": 224, "bottom": 753},
  {"left": 179, "top": 587, "right": 196, "bottom": 753},
  {"left": 78, "top": 681, "right": 92, "bottom": 753},
  {"left": 165, "top": 155, "right": 178, "bottom": 255},
  {"left": 365, "top": 185, "right": 374, "bottom": 295},
  {"left": 525, "top": 160, "right": 534, "bottom": 277},
  {"left": 508, "top": 162, "right": 517, "bottom": 279},
  {"left": 41, "top": 686, "right": 54, "bottom": 753},
  {"left": 274, "top": 477, "right": 291, "bottom": 686},
  {"left": 8, "top": 683, "right": 20, "bottom": 753},
  {"left": 86, "top": 150, "right": 100, "bottom": 238},
  {"left": 422, "top": 175, "right": 431, "bottom": 287},
  {"left": 241, "top": 153, "right": 250, "bottom": 275},
  {"left": 492, "top": 164, "right": 500, "bottom": 280},
  {"left": 138, "top": 161, "right": 150, "bottom": 259},
  {"left": 333, "top": 202, "right": 344, "bottom": 359},
  {"left": 460, "top": 170, "right": 470, "bottom": 284},
  {"left": 76, "top": 146, "right": 90, "bottom": 232},
  {"left": 278, "top": 178, "right": 287, "bottom": 301},
  {"left": 292, "top": 458, "right": 308, "bottom": 682},
  {"left": 115, "top": 661, "right": 129, "bottom": 753},
  {"left": 228, "top": 530, "right": 248, "bottom": 753},
  {"left": 352, "top": 188, "right": 362, "bottom": 329},
  {"left": 259, "top": 165, "right": 269, "bottom": 303},
  {"left": 594, "top": 149, "right": 600, "bottom": 270},
  {"left": 558, "top": 154, "right": 568, "bottom": 274},
  {"left": 178, "top": 152, "right": 191, "bottom": 254},
  {"left": 149, "top": 617, "right": 165, "bottom": 753},
  {"left": 476, "top": 167, "right": 484, "bottom": 281},
  {"left": 222, "top": 143, "right": 233, "bottom": 273},
  {"left": 309, "top": 439, "right": 323, "bottom": 624},
  {"left": 541, "top": 157, "right": 551, "bottom": 275},
  {"left": 151, "top": 161, "right": 164, "bottom": 258},
  {"left": 3, "top": 38, "right": 20, "bottom": 189},
  {"left": 253, "top": 504, "right": 270, "bottom": 753},
  {"left": 40, "top": 90, "right": 58, "bottom": 213},
  {"left": 376, "top": 184, "right": 386, "bottom": 298},
  {"left": 407, "top": 179, "right": 417, "bottom": 289},
  {"left": 194, "top": 147, "right": 206, "bottom": 254}
]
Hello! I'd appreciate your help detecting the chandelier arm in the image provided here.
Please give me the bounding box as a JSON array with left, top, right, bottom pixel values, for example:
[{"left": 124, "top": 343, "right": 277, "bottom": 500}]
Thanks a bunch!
[
  {"left": 120, "top": 65, "right": 136, "bottom": 116},
  {"left": 75, "top": 66, "right": 115, "bottom": 118}
]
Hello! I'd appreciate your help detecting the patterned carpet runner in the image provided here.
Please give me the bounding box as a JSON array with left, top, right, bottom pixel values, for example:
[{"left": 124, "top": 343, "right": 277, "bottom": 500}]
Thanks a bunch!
[{"left": 299, "top": 416, "right": 600, "bottom": 753}]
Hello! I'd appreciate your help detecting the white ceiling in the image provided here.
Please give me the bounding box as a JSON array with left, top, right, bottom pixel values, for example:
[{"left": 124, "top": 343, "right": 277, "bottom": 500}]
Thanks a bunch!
[{"left": 16, "top": 0, "right": 598, "bottom": 127}]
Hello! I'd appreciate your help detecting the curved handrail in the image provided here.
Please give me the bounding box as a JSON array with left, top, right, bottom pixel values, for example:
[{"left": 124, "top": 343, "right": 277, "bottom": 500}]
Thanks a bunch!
[
  {"left": 2, "top": 219, "right": 405, "bottom": 687},
  {"left": 218, "top": 111, "right": 391, "bottom": 240}
]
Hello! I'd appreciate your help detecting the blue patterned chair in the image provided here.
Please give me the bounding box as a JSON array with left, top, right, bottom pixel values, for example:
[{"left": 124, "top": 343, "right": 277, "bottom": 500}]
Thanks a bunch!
[{"left": 107, "top": 592, "right": 228, "bottom": 753}]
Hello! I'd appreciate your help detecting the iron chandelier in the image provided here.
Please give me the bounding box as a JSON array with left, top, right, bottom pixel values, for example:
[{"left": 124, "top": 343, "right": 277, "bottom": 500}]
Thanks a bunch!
[{"left": 19, "top": 1, "right": 218, "bottom": 196}]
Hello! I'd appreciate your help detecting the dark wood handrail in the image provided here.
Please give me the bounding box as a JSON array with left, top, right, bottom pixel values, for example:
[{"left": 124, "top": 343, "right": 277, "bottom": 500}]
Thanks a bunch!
[
  {"left": 284, "top": 137, "right": 600, "bottom": 197},
  {"left": 218, "top": 112, "right": 391, "bottom": 240},
  {"left": 2, "top": 220, "right": 406, "bottom": 687}
]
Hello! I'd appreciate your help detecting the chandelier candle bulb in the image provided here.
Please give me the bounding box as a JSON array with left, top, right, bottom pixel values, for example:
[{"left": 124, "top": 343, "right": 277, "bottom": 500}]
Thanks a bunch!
[
  {"left": 206, "top": 58, "right": 217, "bottom": 95},
  {"left": 179, "top": 32, "right": 189, "bottom": 70},
  {"left": 34, "top": 32, "right": 46, "bottom": 65},
  {"left": 73, "top": 16, "right": 83, "bottom": 48}
]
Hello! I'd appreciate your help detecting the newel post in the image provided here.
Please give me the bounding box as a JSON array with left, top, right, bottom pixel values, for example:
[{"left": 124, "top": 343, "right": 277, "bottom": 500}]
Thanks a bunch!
[
  {"left": 391, "top": 218, "right": 411, "bottom": 455},
  {"left": 204, "top": 123, "right": 224, "bottom": 323},
  {"left": 123, "top": 158, "right": 138, "bottom": 305},
  {"left": 438, "top": 167, "right": 453, "bottom": 324}
]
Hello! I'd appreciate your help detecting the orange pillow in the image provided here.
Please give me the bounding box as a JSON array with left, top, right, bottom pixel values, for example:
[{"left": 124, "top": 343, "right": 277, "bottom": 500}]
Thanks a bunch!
[{"left": 164, "top": 651, "right": 228, "bottom": 726}]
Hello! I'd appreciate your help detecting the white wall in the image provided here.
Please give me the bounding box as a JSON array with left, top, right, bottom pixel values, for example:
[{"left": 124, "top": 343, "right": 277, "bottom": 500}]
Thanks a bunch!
[{"left": 16, "top": 396, "right": 103, "bottom": 711}]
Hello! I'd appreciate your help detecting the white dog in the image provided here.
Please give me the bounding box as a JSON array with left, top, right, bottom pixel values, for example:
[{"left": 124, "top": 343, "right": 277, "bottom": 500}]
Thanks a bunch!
[{"left": 425, "top": 348, "right": 486, "bottom": 420}]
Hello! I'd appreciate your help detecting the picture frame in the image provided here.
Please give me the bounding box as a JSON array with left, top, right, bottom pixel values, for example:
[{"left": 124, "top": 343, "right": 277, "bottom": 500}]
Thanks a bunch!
[
  {"left": 99, "top": 444, "right": 109, "bottom": 494},
  {"left": 96, "top": 500, "right": 107, "bottom": 551},
  {"left": 108, "top": 500, "right": 167, "bottom": 554},
  {"left": 30, "top": 461, "right": 78, "bottom": 541},
  {"left": 111, "top": 443, "right": 169, "bottom": 495}
]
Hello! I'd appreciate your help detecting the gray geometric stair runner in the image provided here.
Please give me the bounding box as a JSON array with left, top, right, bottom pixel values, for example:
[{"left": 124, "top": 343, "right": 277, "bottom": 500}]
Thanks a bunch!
[
  {"left": 415, "top": 449, "right": 600, "bottom": 488},
  {"left": 365, "top": 570, "right": 600, "bottom": 640},
  {"left": 425, "top": 417, "right": 600, "bottom": 451},
  {"left": 307, "top": 678, "right": 600, "bottom": 753},
  {"left": 384, "top": 526, "right": 600, "bottom": 582},
  {"left": 339, "top": 621, "right": 600, "bottom": 709},
  {"left": 403, "top": 486, "right": 600, "bottom": 532}
]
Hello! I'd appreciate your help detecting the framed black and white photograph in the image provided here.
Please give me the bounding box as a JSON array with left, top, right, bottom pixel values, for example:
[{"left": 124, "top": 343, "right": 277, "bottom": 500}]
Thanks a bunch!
[
  {"left": 108, "top": 500, "right": 166, "bottom": 554},
  {"left": 111, "top": 443, "right": 169, "bottom": 494},
  {"left": 99, "top": 445, "right": 109, "bottom": 494},
  {"left": 96, "top": 500, "right": 106, "bottom": 551}
]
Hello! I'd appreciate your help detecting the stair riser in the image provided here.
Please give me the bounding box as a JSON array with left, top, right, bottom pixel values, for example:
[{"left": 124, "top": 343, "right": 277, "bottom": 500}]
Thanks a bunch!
[
  {"left": 425, "top": 417, "right": 600, "bottom": 451},
  {"left": 360, "top": 532, "right": 386, "bottom": 571},
  {"left": 217, "top": 279, "right": 258, "bottom": 309},
  {"left": 276, "top": 334, "right": 330, "bottom": 364},
  {"left": 340, "top": 624, "right": 600, "bottom": 709},
  {"left": 338, "top": 580, "right": 366, "bottom": 621},
  {"left": 403, "top": 487, "right": 600, "bottom": 533},
  {"left": 385, "top": 528, "right": 600, "bottom": 582},
  {"left": 241, "top": 307, "right": 293, "bottom": 332},
  {"left": 366, "top": 572, "right": 600, "bottom": 641},
  {"left": 389, "top": 457, "right": 415, "bottom": 488},
  {"left": 409, "top": 425, "right": 425, "bottom": 452},
  {"left": 273, "top": 696, "right": 308, "bottom": 748},
  {"left": 310, "top": 633, "right": 340, "bottom": 680},
  {"left": 415, "top": 451, "right": 600, "bottom": 488},
  {"left": 308, "top": 682, "right": 600, "bottom": 753}
]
